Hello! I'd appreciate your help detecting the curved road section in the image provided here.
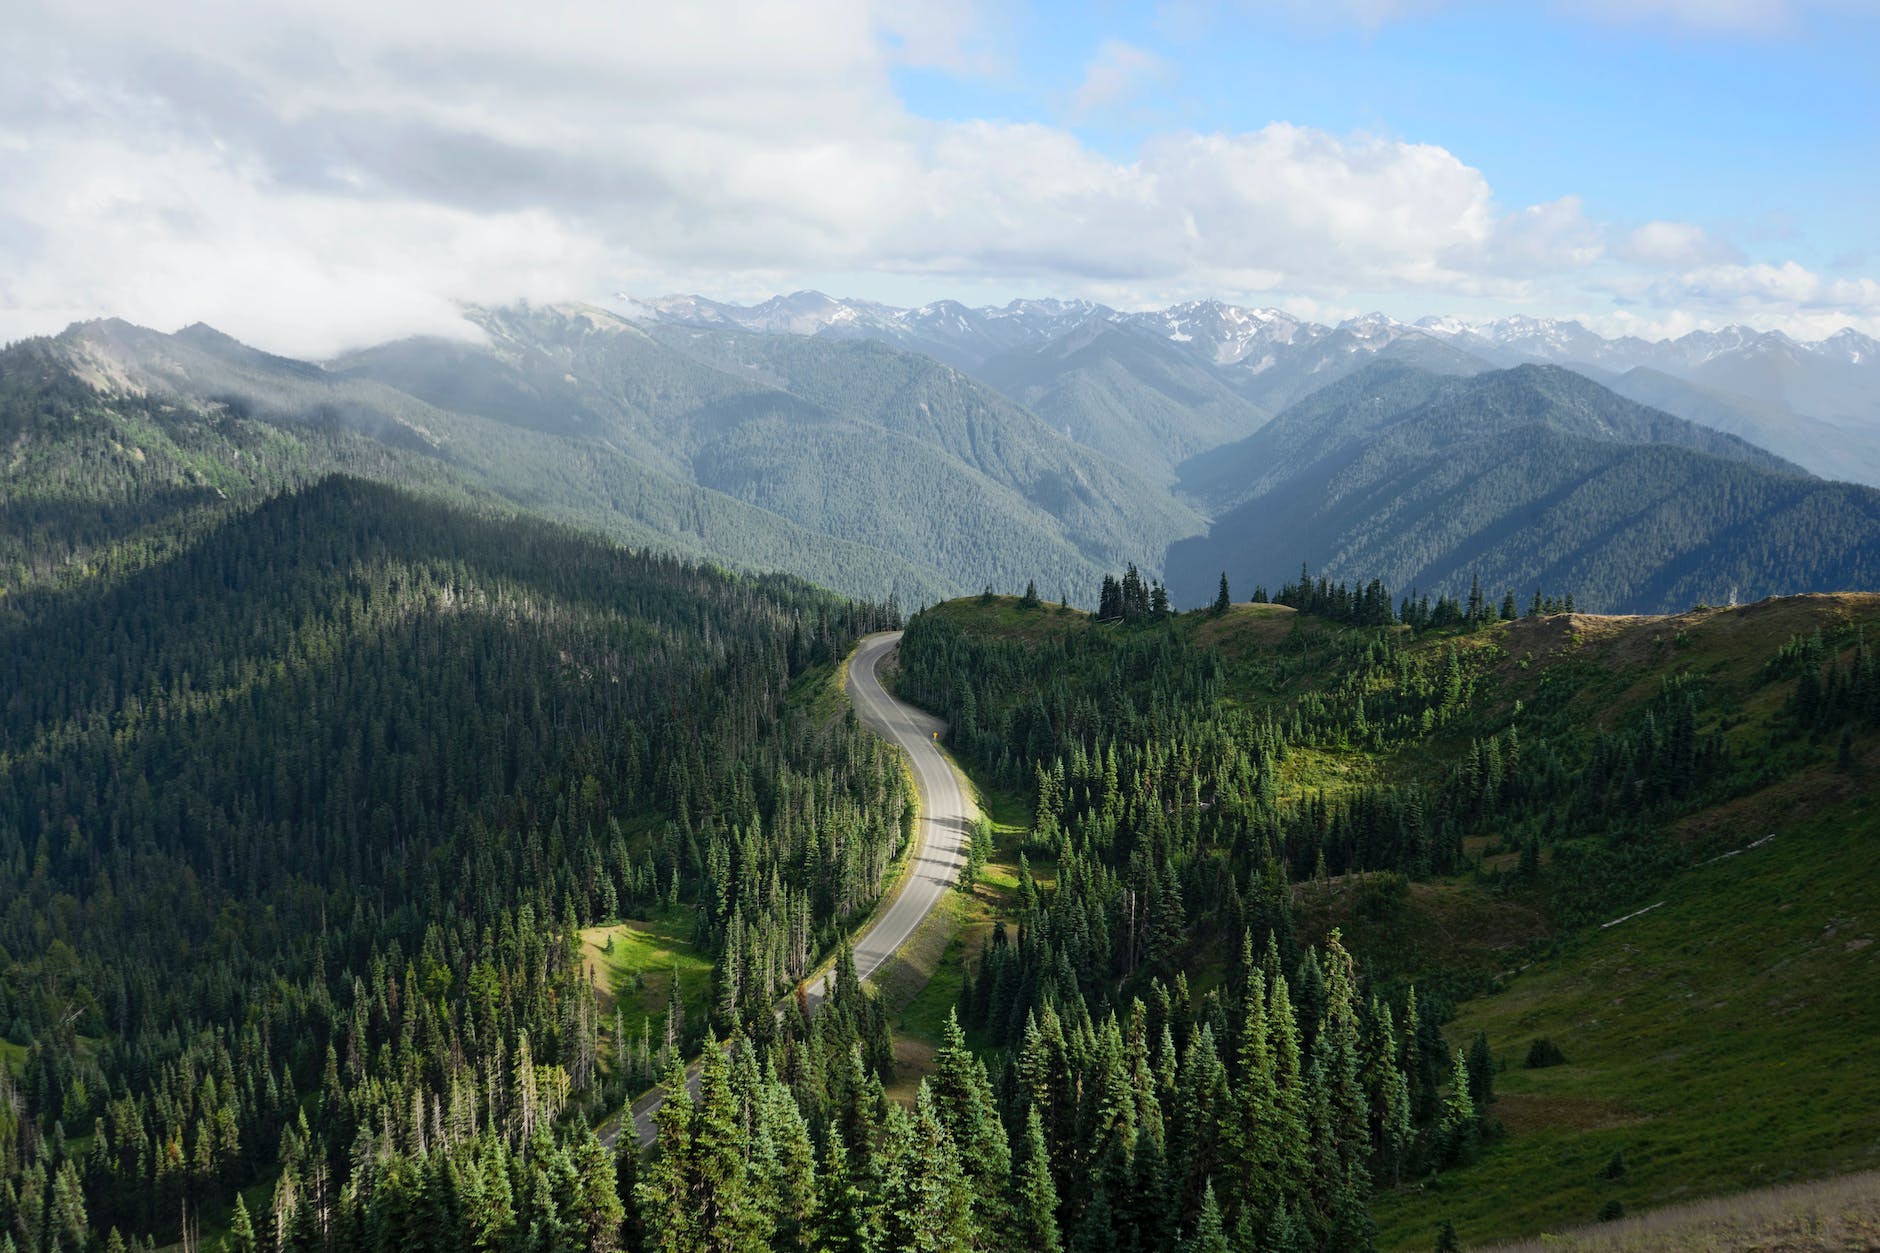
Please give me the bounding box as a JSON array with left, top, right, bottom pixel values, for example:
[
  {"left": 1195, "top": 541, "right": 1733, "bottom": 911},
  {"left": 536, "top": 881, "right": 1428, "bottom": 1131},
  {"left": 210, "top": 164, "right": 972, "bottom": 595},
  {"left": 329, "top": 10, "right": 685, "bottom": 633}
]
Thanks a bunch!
[{"left": 621, "top": 629, "right": 972, "bottom": 1148}]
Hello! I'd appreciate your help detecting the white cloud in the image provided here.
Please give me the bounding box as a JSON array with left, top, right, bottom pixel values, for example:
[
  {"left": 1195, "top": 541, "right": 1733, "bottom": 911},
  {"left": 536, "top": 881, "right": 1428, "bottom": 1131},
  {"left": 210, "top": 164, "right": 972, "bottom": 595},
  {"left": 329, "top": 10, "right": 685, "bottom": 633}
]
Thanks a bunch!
[
  {"left": 1618, "top": 220, "right": 1742, "bottom": 267},
  {"left": 1481, "top": 197, "right": 1606, "bottom": 275},
  {"left": 1662, "top": 261, "right": 1880, "bottom": 310},
  {"left": 0, "top": 0, "right": 1871, "bottom": 354},
  {"left": 1069, "top": 40, "right": 1170, "bottom": 118}
]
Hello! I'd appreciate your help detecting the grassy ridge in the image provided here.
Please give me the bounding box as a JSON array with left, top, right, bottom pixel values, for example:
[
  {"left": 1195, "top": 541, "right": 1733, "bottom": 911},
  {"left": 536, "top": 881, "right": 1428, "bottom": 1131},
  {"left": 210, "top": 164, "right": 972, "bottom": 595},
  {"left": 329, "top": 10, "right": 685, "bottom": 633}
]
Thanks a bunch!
[
  {"left": 904, "top": 590, "right": 1880, "bottom": 1251},
  {"left": 1372, "top": 799, "right": 1880, "bottom": 1249}
]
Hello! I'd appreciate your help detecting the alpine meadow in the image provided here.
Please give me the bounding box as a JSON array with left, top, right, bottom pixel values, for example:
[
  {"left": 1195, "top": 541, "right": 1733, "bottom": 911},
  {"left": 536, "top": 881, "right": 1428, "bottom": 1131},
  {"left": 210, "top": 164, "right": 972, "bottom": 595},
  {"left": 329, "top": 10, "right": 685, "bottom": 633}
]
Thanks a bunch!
[{"left": 1, "top": 4, "right": 1877, "bottom": 1253}]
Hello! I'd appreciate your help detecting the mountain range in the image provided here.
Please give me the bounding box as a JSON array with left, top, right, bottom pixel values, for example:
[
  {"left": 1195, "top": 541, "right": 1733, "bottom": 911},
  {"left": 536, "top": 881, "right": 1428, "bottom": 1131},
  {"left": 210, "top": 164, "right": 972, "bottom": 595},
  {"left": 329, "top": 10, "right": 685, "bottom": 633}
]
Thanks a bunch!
[
  {"left": 4, "top": 305, "right": 1200, "bottom": 609},
  {"left": 639, "top": 289, "right": 1880, "bottom": 479},
  {"left": 1165, "top": 360, "right": 1880, "bottom": 611},
  {"left": 6, "top": 291, "right": 1878, "bottom": 617}
]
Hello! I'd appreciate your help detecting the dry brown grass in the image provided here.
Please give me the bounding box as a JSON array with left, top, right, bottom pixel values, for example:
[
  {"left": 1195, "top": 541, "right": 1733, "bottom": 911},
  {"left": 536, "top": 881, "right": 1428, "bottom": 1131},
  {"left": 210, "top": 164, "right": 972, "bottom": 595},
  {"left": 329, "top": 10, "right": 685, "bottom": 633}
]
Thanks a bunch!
[
  {"left": 1191, "top": 602, "right": 1299, "bottom": 655},
  {"left": 1489, "top": 593, "right": 1880, "bottom": 728},
  {"left": 1479, "top": 1169, "right": 1880, "bottom": 1252}
]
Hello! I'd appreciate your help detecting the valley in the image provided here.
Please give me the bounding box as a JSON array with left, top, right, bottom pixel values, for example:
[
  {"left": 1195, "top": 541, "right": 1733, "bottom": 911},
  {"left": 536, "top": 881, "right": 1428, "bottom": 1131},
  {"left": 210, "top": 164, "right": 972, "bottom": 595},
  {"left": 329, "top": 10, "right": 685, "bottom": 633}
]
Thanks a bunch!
[
  {"left": 2, "top": 292, "right": 1876, "bottom": 1253},
  {"left": 6, "top": 5, "right": 1877, "bottom": 1249}
]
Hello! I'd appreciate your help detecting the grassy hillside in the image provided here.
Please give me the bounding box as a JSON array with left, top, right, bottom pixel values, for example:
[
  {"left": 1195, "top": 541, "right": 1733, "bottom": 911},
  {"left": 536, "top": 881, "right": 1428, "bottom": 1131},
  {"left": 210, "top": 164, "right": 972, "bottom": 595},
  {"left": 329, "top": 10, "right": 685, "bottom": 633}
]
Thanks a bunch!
[
  {"left": 1480, "top": 1170, "right": 1880, "bottom": 1252},
  {"left": 894, "top": 589, "right": 1880, "bottom": 1251},
  {"left": 1371, "top": 800, "right": 1878, "bottom": 1249}
]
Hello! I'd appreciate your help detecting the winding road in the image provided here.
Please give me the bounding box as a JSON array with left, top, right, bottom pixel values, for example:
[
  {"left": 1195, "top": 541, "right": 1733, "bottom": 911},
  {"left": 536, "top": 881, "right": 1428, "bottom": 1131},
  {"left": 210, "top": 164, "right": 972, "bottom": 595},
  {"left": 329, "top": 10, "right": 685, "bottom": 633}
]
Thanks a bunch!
[{"left": 615, "top": 630, "right": 973, "bottom": 1149}]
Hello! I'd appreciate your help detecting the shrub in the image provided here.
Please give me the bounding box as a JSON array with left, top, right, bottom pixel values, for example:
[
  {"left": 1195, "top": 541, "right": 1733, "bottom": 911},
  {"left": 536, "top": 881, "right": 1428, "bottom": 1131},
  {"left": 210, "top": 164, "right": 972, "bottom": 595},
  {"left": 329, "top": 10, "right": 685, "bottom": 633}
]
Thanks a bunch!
[
  {"left": 1525, "top": 1037, "right": 1568, "bottom": 1068},
  {"left": 1597, "top": 1199, "right": 1625, "bottom": 1222},
  {"left": 1354, "top": 871, "right": 1410, "bottom": 920}
]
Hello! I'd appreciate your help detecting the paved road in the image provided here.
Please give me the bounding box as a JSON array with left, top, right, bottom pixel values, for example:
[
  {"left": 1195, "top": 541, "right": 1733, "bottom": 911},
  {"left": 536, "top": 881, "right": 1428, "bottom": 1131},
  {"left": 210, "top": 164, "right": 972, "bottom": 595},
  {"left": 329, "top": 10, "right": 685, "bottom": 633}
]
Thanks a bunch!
[{"left": 615, "top": 630, "right": 972, "bottom": 1149}]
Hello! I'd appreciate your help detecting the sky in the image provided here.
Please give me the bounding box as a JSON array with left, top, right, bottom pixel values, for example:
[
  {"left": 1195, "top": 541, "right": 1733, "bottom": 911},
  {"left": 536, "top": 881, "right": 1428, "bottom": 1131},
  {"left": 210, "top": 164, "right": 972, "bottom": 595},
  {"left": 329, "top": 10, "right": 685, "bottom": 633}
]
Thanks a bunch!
[{"left": 0, "top": 0, "right": 1875, "bottom": 357}]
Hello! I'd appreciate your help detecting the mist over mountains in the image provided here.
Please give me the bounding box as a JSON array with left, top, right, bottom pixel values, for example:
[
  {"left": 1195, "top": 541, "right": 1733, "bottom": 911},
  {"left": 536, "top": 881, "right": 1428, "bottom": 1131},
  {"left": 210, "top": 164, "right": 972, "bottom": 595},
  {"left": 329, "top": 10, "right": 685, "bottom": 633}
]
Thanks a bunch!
[
  {"left": 8, "top": 290, "right": 1879, "bottom": 617},
  {"left": 629, "top": 290, "right": 1880, "bottom": 422}
]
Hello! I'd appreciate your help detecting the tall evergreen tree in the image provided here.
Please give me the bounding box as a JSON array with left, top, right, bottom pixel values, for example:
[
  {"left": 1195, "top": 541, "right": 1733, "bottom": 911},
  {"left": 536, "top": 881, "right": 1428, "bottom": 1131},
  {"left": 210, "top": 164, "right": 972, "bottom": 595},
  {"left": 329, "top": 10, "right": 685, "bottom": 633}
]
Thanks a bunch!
[
  {"left": 810, "top": 1133, "right": 870, "bottom": 1253},
  {"left": 928, "top": 1011, "right": 1010, "bottom": 1234},
  {"left": 1438, "top": 1050, "right": 1478, "bottom": 1167},
  {"left": 877, "top": 1086, "right": 976, "bottom": 1253},
  {"left": 1012, "top": 1107, "right": 1061, "bottom": 1253}
]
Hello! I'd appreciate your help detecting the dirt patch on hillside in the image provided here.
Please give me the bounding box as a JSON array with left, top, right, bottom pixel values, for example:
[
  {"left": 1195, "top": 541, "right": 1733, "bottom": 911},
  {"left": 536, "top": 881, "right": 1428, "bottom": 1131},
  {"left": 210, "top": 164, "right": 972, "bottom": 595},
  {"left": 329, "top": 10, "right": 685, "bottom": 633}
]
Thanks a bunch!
[{"left": 1500, "top": 611, "right": 1642, "bottom": 660}]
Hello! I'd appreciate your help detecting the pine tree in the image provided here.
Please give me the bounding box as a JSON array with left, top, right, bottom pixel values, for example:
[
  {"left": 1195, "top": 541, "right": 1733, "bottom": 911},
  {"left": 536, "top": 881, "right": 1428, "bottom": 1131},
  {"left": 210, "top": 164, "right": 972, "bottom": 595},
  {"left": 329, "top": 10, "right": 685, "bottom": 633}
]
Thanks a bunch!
[
  {"left": 928, "top": 1010, "right": 1010, "bottom": 1233},
  {"left": 1438, "top": 1049, "right": 1478, "bottom": 1166},
  {"left": 570, "top": 1132, "right": 626, "bottom": 1253},
  {"left": 640, "top": 1055, "right": 696, "bottom": 1253},
  {"left": 1225, "top": 955, "right": 1279, "bottom": 1218},
  {"left": 1013, "top": 1107, "right": 1061, "bottom": 1253},
  {"left": 877, "top": 1086, "right": 976, "bottom": 1253},
  {"left": 48, "top": 1160, "right": 87, "bottom": 1253},
  {"left": 227, "top": 1194, "right": 256, "bottom": 1253},
  {"left": 1186, "top": 1181, "right": 1229, "bottom": 1253},
  {"left": 1466, "top": 1031, "right": 1495, "bottom": 1108},
  {"left": 512, "top": 1030, "right": 539, "bottom": 1148},
  {"left": 1214, "top": 573, "right": 1232, "bottom": 616},
  {"left": 1264, "top": 1201, "right": 1311, "bottom": 1253},
  {"left": 754, "top": 1072, "right": 817, "bottom": 1251},
  {"left": 1359, "top": 998, "right": 1412, "bottom": 1184},
  {"left": 810, "top": 1132, "right": 870, "bottom": 1253},
  {"left": 693, "top": 1038, "right": 770, "bottom": 1251}
]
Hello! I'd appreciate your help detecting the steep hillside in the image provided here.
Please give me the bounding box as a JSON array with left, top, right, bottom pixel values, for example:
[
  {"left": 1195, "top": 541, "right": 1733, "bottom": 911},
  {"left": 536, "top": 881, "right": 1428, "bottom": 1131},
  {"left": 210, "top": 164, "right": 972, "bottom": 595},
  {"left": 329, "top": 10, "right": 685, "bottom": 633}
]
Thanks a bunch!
[
  {"left": 976, "top": 321, "right": 1274, "bottom": 480},
  {"left": 642, "top": 321, "right": 1204, "bottom": 564},
  {"left": 10, "top": 306, "right": 1212, "bottom": 607},
  {"left": 0, "top": 476, "right": 910, "bottom": 1246},
  {"left": 894, "top": 587, "right": 1880, "bottom": 1252},
  {"left": 1166, "top": 363, "right": 1880, "bottom": 613},
  {"left": 1, "top": 322, "right": 949, "bottom": 603},
  {"left": 1592, "top": 363, "right": 1880, "bottom": 487}
]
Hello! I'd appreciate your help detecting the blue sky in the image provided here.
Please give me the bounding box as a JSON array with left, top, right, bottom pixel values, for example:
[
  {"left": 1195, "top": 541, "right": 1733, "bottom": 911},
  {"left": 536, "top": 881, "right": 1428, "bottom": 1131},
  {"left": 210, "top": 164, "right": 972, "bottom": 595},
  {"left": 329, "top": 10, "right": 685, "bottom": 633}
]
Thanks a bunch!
[
  {"left": 898, "top": 0, "right": 1875, "bottom": 275},
  {"left": 1, "top": 0, "right": 1874, "bottom": 355}
]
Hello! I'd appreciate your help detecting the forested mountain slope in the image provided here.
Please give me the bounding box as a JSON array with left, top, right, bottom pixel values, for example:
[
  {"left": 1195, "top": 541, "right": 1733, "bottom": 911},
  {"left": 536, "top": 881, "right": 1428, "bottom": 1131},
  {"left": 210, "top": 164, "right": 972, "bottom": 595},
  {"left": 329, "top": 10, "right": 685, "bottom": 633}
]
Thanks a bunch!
[
  {"left": 635, "top": 320, "right": 1204, "bottom": 566},
  {"left": 0, "top": 477, "right": 911, "bottom": 1247},
  {"left": 18, "top": 304, "right": 1878, "bottom": 623},
  {"left": 2, "top": 319, "right": 953, "bottom": 604},
  {"left": 1590, "top": 363, "right": 1880, "bottom": 487},
  {"left": 894, "top": 586, "right": 1880, "bottom": 1250},
  {"left": 7, "top": 306, "right": 1206, "bottom": 609},
  {"left": 975, "top": 320, "right": 1276, "bottom": 481},
  {"left": 1166, "top": 362, "right": 1880, "bottom": 613}
]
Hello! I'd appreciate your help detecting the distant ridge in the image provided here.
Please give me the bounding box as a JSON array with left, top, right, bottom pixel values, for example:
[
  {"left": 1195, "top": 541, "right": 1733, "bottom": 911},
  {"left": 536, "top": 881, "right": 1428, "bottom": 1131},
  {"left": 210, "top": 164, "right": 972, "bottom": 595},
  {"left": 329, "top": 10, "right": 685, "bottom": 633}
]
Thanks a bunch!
[{"left": 1165, "top": 360, "right": 1880, "bottom": 613}]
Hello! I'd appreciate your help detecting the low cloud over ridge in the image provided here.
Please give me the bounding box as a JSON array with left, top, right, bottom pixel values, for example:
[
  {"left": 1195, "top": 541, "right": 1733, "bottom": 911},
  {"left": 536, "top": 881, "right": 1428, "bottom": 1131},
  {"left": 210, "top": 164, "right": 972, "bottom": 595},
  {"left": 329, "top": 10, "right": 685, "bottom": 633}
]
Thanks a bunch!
[{"left": 0, "top": 0, "right": 1872, "bottom": 357}]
